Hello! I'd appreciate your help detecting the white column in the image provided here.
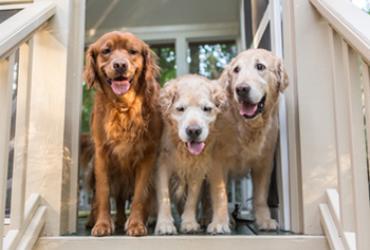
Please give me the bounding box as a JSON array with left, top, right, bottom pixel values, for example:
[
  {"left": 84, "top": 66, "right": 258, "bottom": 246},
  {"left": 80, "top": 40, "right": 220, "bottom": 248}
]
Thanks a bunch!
[
  {"left": 270, "top": 0, "right": 291, "bottom": 231},
  {"left": 281, "top": 0, "right": 303, "bottom": 233},
  {"left": 175, "top": 36, "right": 188, "bottom": 76}
]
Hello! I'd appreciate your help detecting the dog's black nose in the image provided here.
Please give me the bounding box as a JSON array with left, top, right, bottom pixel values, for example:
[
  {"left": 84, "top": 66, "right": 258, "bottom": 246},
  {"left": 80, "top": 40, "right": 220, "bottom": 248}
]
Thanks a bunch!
[
  {"left": 236, "top": 85, "right": 251, "bottom": 98},
  {"left": 113, "top": 60, "right": 128, "bottom": 74},
  {"left": 186, "top": 126, "right": 202, "bottom": 139}
]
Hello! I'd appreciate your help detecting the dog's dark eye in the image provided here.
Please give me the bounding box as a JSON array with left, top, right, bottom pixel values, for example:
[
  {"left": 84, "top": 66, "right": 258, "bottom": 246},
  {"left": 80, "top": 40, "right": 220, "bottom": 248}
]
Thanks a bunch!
[
  {"left": 176, "top": 106, "right": 185, "bottom": 112},
  {"left": 233, "top": 66, "right": 240, "bottom": 73},
  {"left": 255, "top": 63, "right": 266, "bottom": 71},
  {"left": 202, "top": 106, "right": 212, "bottom": 112},
  {"left": 102, "top": 48, "right": 111, "bottom": 55},
  {"left": 129, "top": 49, "right": 138, "bottom": 55}
]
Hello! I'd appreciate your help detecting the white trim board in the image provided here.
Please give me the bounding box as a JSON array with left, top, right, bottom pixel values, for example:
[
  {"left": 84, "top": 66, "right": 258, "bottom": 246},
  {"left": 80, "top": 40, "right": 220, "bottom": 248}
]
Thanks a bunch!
[
  {"left": 0, "top": 3, "right": 29, "bottom": 10},
  {"left": 85, "top": 22, "right": 240, "bottom": 78},
  {"left": 35, "top": 236, "right": 329, "bottom": 250},
  {"left": 85, "top": 22, "right": 240, "bottom": 44}
]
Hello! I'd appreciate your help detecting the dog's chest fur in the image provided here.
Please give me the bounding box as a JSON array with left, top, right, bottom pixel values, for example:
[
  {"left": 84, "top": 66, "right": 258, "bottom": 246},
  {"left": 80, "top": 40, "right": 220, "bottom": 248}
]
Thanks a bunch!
[
  {"left": 239, "top": 111, "right": 279, "bottom": 169},
  {"left": 174, "top": 143, "right": 212, "bottom": 181},
  {"left": 165, "top": 138, "right": 212, "bottom": 201},
  {"left": 238, "top": 123, "right": 268, "bottom": 160},
  {"left": 223, "top": 105, "right": 279, "bottom": 177},
  {"left": 162, "top": 128, "right": 212, "bottom": 182},
  {"left": 102, "top": 97, "right": 149, "bottom": 167}
]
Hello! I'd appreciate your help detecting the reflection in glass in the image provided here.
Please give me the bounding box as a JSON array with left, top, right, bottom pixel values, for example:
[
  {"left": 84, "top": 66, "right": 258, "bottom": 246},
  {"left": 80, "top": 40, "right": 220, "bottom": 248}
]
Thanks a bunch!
[{"left": 188, "top": 41, "right": 237, "bottom": 79}]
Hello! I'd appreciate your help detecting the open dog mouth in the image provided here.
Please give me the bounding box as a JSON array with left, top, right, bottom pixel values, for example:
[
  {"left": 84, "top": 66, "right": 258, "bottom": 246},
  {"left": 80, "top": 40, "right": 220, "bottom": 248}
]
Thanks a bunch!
[
  {"left": 239, "top": 95, "right": 266, "bottom": 119},
  {"left": 107, "top": 76, "right": 132, "bottom": 96},
  {"left": 186, "top": 141, "right": 205, "bottom": 156}
]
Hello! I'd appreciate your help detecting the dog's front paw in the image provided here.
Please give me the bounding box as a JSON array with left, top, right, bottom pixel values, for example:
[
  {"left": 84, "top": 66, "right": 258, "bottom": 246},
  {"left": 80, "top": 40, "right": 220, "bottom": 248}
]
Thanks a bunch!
[
  {"left": 207, "top": 221, "right": 231, "bottom": 234},
  {"left": 256, "top": 217, "right": 278, "bottom": 231},
  {"left": 155, "top": 219, "right": 177, "bottom": 235},
  {"left": 91, "top": 218, "right": 114, "bottom": 236},
  {"left": 125, "top": 217, "right": 147, "bottom": 236},
  {"left": 180, "top": 220, "right": 201, "bottom": 233},
  {"left": 255, "top": 206, "right": 278, "bottom": 231}
]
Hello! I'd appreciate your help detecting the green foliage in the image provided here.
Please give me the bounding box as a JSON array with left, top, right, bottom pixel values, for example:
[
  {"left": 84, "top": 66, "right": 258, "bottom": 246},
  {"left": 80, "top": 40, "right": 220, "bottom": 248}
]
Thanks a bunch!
[
  {"left": 189, "top": 42, "right": 237, "bottom": 79},
  {"left": 81, "top": 82, "right": 94, "bottom": 133},
  {"left": 152, "top": 46, "right": 176, "bottom": 86}
]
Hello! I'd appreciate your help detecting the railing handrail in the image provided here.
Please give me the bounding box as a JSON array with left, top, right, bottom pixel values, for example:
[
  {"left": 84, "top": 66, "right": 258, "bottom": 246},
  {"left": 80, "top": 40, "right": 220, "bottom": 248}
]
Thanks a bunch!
[
  {"left": 0, "top": 1, "right": 56, "bottom": 58},
  {"left": 310, "top": 0, "right": 370, "bottom": 64}
]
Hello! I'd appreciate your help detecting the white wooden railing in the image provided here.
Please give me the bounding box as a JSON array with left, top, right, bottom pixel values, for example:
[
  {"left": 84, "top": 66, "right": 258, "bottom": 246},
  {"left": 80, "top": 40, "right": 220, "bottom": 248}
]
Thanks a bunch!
[
  {"left": 309, "top": 0, "right": 370, "bottom": 249},
  {"left": 0, "top": 2, "right": 56, "bottom": 249}
]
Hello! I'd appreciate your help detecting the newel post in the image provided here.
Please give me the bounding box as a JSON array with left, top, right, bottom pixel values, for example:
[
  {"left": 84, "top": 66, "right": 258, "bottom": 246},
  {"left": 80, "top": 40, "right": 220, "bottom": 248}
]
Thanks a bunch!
[{"left": 25, "top": 0, "right": 85, "bottom": 236}]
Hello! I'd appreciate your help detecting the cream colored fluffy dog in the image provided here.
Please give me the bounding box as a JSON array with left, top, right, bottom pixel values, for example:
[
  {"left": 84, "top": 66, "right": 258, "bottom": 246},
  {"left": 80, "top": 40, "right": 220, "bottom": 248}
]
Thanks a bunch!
[
  {"left": 155, "top": 74, "right": 226, "bottom": 235},
  {"left": 207, "top": 49, "right": 288, "bottom": 234}
]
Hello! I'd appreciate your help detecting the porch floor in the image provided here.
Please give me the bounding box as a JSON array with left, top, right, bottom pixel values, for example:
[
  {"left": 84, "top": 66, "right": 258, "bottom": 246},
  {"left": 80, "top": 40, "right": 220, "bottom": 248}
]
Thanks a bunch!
[
  {"left": 38, "top": 217, "right": 328, "bottom": 250},
  {"left": 70, "top": 213, "right": 295, "bottom": 237},
  {"left": 35, "top": 235, "right": 329, "bottom": 250}
]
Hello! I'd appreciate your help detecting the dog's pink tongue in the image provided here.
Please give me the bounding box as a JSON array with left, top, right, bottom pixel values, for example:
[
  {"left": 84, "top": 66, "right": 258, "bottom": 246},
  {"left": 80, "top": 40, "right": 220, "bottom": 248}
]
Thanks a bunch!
[
  {"left": 111, "top": 81, "right": 130, "bottom": 95},
  {"left": 186, "top": 142, "right": 205, "bottom": 156},
  {"left": 240, "top": 103, "right": 258, "bottom": 117}
]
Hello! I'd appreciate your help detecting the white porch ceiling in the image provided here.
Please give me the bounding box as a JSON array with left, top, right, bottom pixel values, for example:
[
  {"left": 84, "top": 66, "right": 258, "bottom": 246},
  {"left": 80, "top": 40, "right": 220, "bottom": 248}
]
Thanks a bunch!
[{"left": 86, "top": 0, "right": 240, "bottom": 32}]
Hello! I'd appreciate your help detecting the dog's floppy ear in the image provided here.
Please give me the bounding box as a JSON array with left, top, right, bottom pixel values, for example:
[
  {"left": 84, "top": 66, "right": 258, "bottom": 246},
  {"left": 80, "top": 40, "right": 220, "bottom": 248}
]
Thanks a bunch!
[
  {"left": 142, "top": 45, "right": 160, "bottom": 94},
  {"left": 218, "top": 58, "right": 235, "bottom": 90},
  {"left": 84, "top": 44, "right": 98, "bottom": 89},
  {"left": 218, "top": 57, "right": 238, "bottom": 98},
  {"left": 210, "top": 81, "right": 228, "bottom": 110},
  {"left": 160, "top": 80, "right": 178, "bottom": 113},
  {"left": 275, "top": 58, "right": 289, "bottom": 92}
]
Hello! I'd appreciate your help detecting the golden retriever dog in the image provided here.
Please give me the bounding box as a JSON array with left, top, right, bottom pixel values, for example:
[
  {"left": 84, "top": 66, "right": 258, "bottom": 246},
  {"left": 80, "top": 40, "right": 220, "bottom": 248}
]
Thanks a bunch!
[
  {"left": 207, "top": 49, "right": 288, "bottom": 234},
  {"left": 155, "top": 75, "right": 227, "bottom": 234},
  {"left": 84, "top": 31, "right": 162, "bottom": 236}
]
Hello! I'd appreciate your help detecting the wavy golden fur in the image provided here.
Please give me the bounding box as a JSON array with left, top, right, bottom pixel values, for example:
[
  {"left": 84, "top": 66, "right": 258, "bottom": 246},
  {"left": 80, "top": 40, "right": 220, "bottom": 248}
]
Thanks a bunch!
[
  {"left": 206, "top": 49, "right": 288, "bottom": 234},
  {"left": 155, "top": 75, "right": 227, "bottom": 235},
  {"left": 84, "top": 31, "right": 162, "bottom": 236}
]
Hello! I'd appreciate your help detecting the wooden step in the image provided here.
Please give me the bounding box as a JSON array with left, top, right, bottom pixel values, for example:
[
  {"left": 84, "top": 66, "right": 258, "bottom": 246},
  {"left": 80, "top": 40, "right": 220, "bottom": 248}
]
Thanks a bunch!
[{"left": 35, "top": 235, "right": 329, "bottom": 250}]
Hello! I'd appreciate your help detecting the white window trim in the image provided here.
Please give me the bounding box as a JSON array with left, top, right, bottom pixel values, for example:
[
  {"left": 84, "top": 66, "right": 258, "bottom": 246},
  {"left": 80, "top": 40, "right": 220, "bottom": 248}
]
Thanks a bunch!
[{"left": 85, "top": 22, "right": 240, "bottom": 76}]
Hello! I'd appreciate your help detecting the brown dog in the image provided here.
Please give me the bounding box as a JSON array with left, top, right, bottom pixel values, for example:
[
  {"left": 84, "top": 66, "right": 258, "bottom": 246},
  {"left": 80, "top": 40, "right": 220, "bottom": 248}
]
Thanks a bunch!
[{"left": 84, "top": 31, "right": 162, "bottom": 236}]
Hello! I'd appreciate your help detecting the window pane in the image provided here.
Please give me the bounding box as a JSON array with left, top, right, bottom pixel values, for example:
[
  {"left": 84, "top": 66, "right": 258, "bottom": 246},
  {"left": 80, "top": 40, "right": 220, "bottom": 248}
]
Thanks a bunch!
[
  {"left": 151, "top": 44, "right": 176, "bottom": 86},
  {"left": 188, "top": 41, "right": 237, "bottom": 79}
]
